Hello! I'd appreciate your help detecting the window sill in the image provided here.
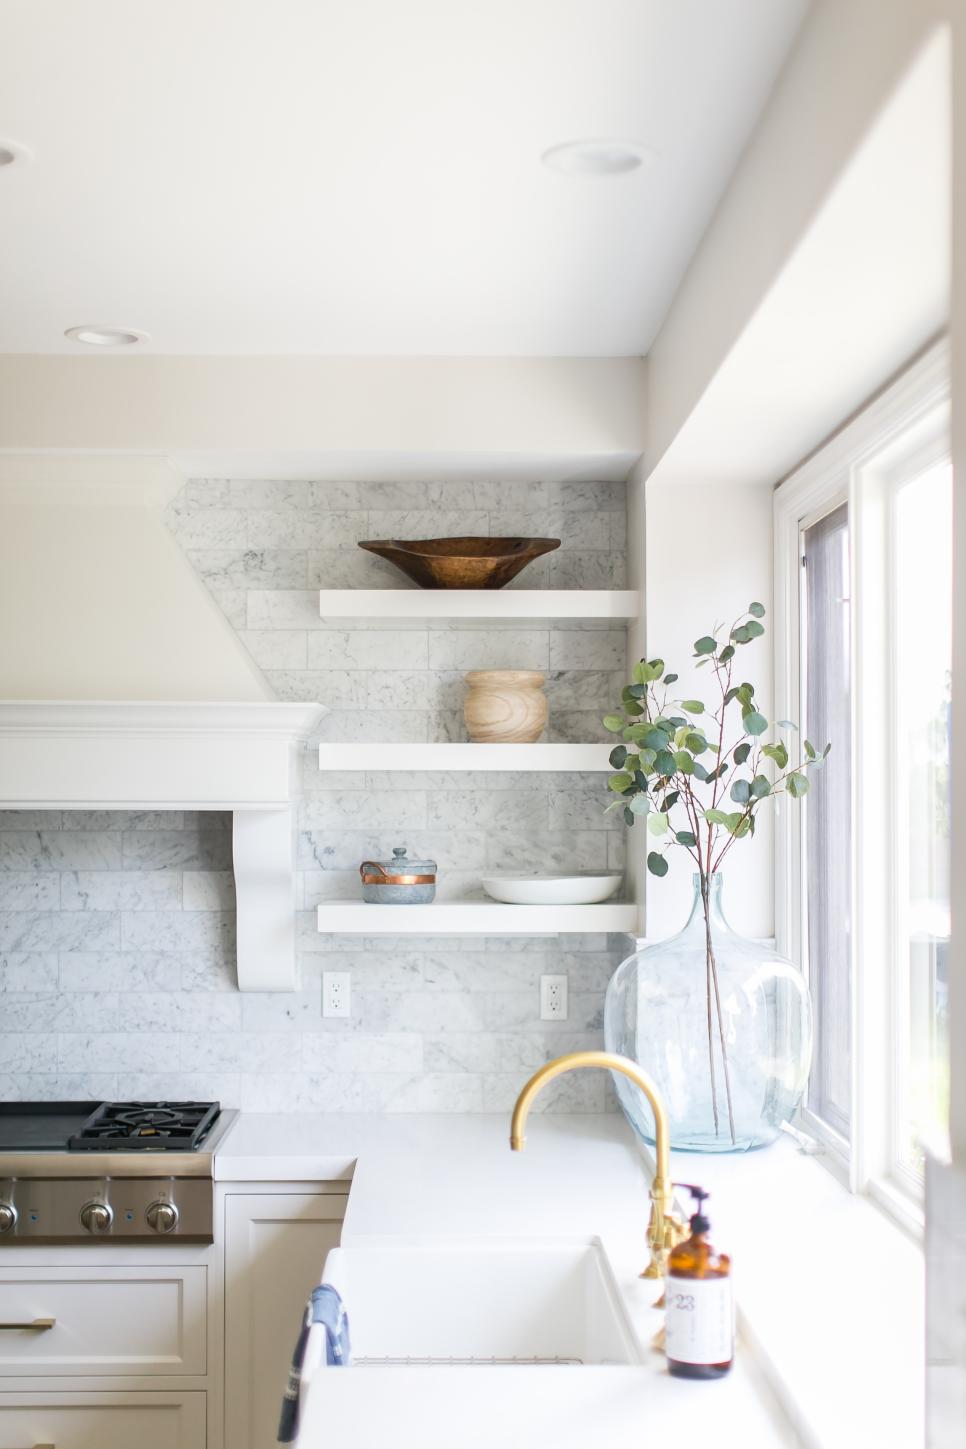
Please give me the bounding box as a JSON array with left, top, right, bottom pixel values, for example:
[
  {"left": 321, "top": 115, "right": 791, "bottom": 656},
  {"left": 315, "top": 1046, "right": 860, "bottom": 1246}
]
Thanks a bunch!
[{"left": 656, "top": 1133, "right": 924, "bottom": 1449}]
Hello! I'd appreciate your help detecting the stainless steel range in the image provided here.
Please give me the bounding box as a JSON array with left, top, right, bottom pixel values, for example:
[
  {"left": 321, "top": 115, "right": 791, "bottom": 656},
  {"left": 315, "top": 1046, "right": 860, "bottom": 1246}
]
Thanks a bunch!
[{"left": 0, "top": 1101, "right": 237, "bottom": 1244}]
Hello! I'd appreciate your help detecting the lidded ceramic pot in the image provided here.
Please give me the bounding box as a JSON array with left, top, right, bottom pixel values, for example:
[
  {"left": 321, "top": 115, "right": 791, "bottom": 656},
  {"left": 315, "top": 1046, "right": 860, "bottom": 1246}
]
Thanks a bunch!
[
  {"left": 360, "top": 846, "right": 437, "bottom": 904},
  {"left": 463, "top": 670, "right": 547, "bottom": 744}
]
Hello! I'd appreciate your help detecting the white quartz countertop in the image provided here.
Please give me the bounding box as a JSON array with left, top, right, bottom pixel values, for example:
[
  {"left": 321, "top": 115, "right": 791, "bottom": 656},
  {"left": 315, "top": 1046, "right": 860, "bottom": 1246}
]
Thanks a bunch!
[{"left": 215, "top": 1112, "right": 801, "bottom": 1447}]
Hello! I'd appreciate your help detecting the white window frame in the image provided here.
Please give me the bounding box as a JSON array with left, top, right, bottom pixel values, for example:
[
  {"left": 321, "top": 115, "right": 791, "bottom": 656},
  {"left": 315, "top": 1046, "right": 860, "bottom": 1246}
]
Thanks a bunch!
[{"left": 774, "top": 338, "right": 950, "bottom": 1232}]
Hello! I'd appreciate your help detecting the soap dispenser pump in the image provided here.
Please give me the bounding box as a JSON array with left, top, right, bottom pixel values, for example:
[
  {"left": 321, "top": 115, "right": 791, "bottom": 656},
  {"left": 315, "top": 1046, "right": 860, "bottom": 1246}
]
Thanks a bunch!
[{"left": 664, "top": 1183, "right": 734, "bottom": 1379}]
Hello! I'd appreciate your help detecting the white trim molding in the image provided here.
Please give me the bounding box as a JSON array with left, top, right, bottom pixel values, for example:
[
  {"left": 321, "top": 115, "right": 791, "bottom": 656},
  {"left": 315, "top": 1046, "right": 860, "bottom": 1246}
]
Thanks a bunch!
[
  {"left": 774, "top": 337, "right": 951, "bottom": 1214},
  {"left": 0, "top": 700, "right": 326, "bottom": 991}
]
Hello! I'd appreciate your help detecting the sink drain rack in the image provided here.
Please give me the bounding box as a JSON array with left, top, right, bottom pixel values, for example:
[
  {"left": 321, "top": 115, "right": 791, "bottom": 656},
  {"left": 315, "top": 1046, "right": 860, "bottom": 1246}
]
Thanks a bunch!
[{"left": 354, "top": 1354, "right": 584, "bottom": 1367}]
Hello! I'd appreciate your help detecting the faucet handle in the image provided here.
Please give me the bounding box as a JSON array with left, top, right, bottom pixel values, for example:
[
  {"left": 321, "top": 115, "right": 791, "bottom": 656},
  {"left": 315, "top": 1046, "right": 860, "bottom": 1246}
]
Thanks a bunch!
[{"left": 641, "top": 1189, "right": 687, "bottom": 1280}]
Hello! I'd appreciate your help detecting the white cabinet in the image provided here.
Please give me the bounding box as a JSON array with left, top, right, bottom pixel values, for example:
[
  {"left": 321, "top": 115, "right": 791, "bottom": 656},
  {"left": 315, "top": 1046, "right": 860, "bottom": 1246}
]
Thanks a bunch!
[
  {"left": 0, "top": 1390, "right": 205, "bottom": 1448},
  {"left": 224, "top": 1192, "right": 348, "bottom": 1449},
  {"left": 0, "top": 1266, "right": 207, "bottom": 1377}
]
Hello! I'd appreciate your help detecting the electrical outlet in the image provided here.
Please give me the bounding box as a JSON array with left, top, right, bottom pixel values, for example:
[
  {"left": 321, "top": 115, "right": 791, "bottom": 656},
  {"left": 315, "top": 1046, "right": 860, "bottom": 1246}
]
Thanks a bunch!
[
  {"left": 322, "top": 970, "right": 351, "bottom": 1018},
  {"left": 540, "top": 974, "right": 568, "bottom": 1021}
]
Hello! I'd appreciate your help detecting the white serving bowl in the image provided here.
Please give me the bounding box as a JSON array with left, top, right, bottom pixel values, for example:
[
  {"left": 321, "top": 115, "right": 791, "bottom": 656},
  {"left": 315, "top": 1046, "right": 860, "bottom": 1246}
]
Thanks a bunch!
[{"left": 481, "top": 873, "right": 623, "bottom": 906}]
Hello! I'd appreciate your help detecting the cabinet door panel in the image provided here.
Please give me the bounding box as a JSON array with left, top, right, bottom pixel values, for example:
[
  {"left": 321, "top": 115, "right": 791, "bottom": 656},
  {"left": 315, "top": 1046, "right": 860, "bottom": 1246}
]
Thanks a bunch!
[
  {"left": 224, "top": 1194, "right": 346, "bottom": 1449},
  {"left": 0, "top": 1389, "right": 205, "bottom": 1449},
  {"left": 0, "top": 1267, "right": 206, "bottom": 1376}
]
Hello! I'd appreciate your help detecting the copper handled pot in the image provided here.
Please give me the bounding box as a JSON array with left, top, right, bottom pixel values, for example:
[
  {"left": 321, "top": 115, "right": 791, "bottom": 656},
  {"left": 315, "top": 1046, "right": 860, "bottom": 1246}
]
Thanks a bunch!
[{"left": 359, "top": 847, "right": 437, "bottom": 904}]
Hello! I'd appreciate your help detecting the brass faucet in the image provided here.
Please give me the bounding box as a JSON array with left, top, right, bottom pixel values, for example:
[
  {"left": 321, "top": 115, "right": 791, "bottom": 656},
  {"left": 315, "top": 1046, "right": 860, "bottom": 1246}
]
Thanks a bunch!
[{"left": 510, "top": 1050, "right": 686, "bottom": 1280}]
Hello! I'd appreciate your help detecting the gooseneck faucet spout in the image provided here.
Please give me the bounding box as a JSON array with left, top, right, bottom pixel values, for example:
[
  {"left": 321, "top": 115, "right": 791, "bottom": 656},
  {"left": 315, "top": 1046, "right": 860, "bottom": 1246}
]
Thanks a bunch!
[{"left": 509, "top": 1049, "right": 686, "bottom": 1280}]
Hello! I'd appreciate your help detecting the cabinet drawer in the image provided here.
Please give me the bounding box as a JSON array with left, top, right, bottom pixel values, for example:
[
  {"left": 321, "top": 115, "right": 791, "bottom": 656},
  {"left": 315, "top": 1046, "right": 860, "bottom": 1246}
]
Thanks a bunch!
[
  {"left": 0, "top": 1268, "right": 206, "bottom": 1377},
  {"left": 0, "top": 1390, "right": 205, "bottom": 1449}
]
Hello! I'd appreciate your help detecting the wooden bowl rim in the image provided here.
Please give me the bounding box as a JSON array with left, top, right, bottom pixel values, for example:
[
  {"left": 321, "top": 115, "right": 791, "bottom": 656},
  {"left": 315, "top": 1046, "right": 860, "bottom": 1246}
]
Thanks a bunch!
[{"left": 358, "top": 536, "right": 561, "bottom": 560}]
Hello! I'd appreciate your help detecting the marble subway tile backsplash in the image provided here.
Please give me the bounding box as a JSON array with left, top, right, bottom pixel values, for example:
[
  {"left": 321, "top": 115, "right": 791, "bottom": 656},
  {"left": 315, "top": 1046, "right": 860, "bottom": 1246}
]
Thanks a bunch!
[
  {"left": 0, "top": 478, "right": 633, "bottom": 1113},
  {"left": 0, "top": 804, "right": 627, "bottom": 1110}
]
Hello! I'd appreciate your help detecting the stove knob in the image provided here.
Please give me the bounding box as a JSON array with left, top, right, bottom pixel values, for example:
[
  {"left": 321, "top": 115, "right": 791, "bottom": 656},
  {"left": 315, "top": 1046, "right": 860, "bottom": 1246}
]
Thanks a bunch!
[
  {"left": 0, "top": 1203, "right": 16, "bottom": 1234},
  {"left": 80, "top": 1200, "right": 113, "bottom": 1234},
  {"left": 146, "top": 1200, "right": 179, "bottom": 1235}
]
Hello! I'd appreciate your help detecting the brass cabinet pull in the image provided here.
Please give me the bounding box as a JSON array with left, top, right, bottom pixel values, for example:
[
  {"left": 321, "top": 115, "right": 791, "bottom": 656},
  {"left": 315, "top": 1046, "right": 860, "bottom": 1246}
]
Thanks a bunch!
[{"left": 0, "top": 1317, "right": 55, "bottom": 1330}]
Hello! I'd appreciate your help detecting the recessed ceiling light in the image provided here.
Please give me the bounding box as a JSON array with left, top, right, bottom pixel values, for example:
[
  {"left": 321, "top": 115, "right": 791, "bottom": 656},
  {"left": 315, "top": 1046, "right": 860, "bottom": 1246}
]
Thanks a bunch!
[
  {"left": 65, "top": 325, "right": 149, "bottom": 347},
  {"left": 0, "top": 140, "right": 32, "bottom": 168},
  {"left": 541, "top": 139, "right": 650, "bottom": 177}
]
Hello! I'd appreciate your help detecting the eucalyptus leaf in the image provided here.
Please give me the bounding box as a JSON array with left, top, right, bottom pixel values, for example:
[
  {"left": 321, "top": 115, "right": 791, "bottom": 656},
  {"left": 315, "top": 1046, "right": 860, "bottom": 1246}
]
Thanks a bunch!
[
  {"left": 718, "top": 644, "right": 736, "bottom": 664},
  {"left": 603, "top": 714, "right": 624, "bottom": 733},
  {"left": 663, "top": 673, "right": 679, "bottom": 685},
  {"left": 745, "top": 620, "right": 764, "bottom": 639},
  {"left": 762, "top": 741, "right": 788, "bottom": 770},
  {"left": 674, "top": 750, "right": 695, "bottom": 774},
  {"left": 642, "top": 726, "right": 670, "bottom": 751},
  {"left": 628, "top": 793, "right": 651, "bottom": 815},
  {"left": 751, "top": 774, "right": 771, "bottom": 799},
  {"left": 623, "top": 806, "right": 636, "bottom": 826},
  {"left": 733, "top": 742, "right": 751, "bottom": 765},
  {"left": 655, "top": 749, "right": 677, "bottom": 776},
  {"left": 748, "top": 602, "right": 766, "bottom": 618},
  {"left": 692, "top": 760, "right": 709, "bottom": 781},
  {"left": 744, "top": 710, "right": 768, "bottom": 736},
  {"left": 661, "top": 790, "right": 680, "bottom": 812},
  {"left": 731, "top": 624, "right": 752, "bottom": 644},
  {"left": 804, "top": 739, "right": 817, "bottom": 760},
  {"left": 647, "top": 852, "right": 669, "bottom": 877},
  {"left": 704, "top": 808, "right": 730, "bottom": 826},
  {"left": 776, "top": 720, "right": 798, "bottom": 731},
  {"left": 608, "top": 745, "right": 628, "bottom": 769},
  {"left": 786, "top": 773, "right": 810, "bottom": 798},
  {"left": 647, "top": 812, "right": 670, "bottom": 836},
  {"left": 676, "top": 831, "right": 697, "bottom": 848},
  {"left": 694, "top": 636, "right": 717, "bottom": 655},
  {"left": 607, "top": 772, "right": 635, "bottom": 793},
  {"left": 681, "top": 700, "right": 704, "bottom": 714},
  {"left": 730, "top": 778, "right": 751, "bottom": 804},
  {"left": 685, "top": 732, "right": 708, "bottom": 754}
]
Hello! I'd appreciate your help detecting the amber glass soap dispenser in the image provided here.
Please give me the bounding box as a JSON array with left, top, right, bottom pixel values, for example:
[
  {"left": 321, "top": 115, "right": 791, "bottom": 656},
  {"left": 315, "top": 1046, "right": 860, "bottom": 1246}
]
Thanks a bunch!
[{"left": 664, "top": 1184, "right": 733, "bottom": 1379}]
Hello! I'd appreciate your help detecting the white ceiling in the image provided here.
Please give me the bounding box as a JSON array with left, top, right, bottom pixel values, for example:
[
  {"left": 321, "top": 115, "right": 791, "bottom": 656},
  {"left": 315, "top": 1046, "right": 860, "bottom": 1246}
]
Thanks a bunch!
[{"left": 0, "top": 0, "right": 808, "bottom": 356}]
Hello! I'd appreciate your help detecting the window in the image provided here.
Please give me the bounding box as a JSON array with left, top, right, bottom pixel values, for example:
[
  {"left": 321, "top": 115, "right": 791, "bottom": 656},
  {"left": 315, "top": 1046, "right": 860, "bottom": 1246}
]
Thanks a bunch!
[
  {"left": 802, "top": 503, "right": 852, "bottom": 1143},
  {"left": 775, "top": 341, "right": 951, "bottom": 1220},
  {"left": 892, "top": 457, "right": 952, "bottom": 1182}
]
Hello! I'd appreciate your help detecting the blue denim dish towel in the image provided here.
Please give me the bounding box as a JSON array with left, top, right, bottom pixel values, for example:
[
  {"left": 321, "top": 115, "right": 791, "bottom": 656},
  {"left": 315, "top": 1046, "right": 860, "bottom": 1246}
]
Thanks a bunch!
[{"left": 277, "top": 1283, "right": 351, "bottom": 1443}]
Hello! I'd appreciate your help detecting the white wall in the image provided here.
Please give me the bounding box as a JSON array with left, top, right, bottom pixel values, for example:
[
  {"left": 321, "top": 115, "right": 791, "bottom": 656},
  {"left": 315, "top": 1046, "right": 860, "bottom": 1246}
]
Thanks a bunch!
[
  {"left": 646, "top": 0, "right": 952, "bottom": 478},
  {"left": 0, "top": 459, "right": 268, "bottom": 701},
  {"left": 0, "top": 356, "right": 646, "bottom": 466}
]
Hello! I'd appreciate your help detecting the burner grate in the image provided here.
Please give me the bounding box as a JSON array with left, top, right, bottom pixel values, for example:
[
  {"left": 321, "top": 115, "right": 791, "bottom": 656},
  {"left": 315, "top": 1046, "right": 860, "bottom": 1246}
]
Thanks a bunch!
[{"left": 68, "top": 1101, "right": 220, "bottom": 1152}]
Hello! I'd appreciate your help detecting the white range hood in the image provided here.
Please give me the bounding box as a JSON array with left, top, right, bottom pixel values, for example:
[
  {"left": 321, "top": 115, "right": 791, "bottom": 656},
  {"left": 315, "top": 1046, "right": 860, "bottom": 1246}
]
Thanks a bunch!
[{"left": 0, "top": 701, "right": 325, "bottom": 991}]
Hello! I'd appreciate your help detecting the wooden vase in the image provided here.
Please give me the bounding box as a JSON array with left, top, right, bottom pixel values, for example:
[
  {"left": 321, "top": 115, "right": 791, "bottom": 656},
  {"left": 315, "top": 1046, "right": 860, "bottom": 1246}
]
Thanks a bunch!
[{"left": 463, "top": 670, "right": 548, "bottom": 744}]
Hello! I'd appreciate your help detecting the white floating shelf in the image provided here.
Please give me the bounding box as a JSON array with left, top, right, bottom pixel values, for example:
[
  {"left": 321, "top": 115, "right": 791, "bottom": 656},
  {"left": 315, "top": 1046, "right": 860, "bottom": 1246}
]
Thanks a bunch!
[
  {"left": 318, "top": 742, "right": 613, "bottom": 772},
  {"left": 317, "top": 901, "right": 639, "bottom": 936},
  {"left": 319, "top": 589, "right": 639, "bottom": 621}
]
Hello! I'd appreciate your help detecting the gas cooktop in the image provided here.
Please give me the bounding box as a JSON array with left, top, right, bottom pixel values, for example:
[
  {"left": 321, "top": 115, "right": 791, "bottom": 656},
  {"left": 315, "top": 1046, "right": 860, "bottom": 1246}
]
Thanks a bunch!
[
  {"left": 0, "top": 1101, "right": 237, "bottom": 1244},
  {"left": 0, "top": 1100, "right": 221, "bottom": 1152}
]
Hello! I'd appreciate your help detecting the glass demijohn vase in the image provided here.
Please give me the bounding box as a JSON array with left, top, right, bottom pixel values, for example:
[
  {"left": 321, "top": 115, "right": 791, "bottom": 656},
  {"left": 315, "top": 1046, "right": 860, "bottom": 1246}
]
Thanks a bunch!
[{"left": 604, "top": 873, "right": 811, "bottom": 1152}]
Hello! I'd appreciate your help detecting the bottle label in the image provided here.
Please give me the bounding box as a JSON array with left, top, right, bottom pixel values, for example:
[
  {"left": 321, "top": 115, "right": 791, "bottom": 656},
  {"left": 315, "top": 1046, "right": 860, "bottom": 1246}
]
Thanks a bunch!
[{"left": 665, "top": 1275, "right": 734, "bottom": 1365}]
